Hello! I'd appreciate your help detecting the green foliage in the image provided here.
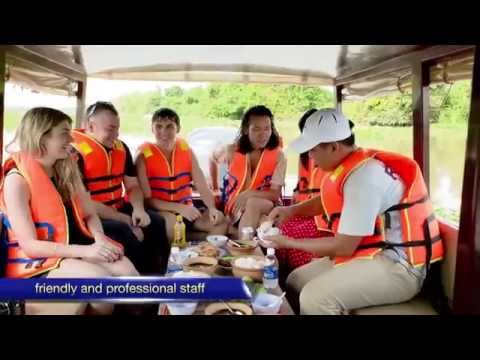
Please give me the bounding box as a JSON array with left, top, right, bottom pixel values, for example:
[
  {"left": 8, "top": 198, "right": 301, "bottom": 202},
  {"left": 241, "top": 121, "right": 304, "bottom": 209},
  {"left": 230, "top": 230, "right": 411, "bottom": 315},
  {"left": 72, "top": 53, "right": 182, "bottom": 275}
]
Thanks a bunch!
[
  {"left": 108, "top": 81, "right": 471, "bottom": 132},
  {"left": 434, "top": 206, "right": 460, "bottom": 224},
  {"left": 343, "top": 80, "right": 471, "bottom": 127},
  {"left": 111, "top": 83, "right": 335, "bottom": 125}
]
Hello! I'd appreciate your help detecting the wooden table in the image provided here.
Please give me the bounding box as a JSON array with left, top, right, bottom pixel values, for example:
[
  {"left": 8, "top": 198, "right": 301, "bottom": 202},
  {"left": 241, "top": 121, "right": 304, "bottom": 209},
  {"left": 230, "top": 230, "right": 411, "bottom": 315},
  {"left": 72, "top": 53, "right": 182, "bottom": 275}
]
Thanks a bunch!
[{"left": 158, "top": 244, "right": 294, "bottom": 315}]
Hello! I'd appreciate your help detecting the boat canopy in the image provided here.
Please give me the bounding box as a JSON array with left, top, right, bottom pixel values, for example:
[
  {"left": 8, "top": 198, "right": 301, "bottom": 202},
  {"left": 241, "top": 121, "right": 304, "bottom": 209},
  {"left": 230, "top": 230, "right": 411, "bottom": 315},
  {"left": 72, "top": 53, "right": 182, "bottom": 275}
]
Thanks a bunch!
[{"left": 4, "top": 45, "right": 474, "bottom": 98}]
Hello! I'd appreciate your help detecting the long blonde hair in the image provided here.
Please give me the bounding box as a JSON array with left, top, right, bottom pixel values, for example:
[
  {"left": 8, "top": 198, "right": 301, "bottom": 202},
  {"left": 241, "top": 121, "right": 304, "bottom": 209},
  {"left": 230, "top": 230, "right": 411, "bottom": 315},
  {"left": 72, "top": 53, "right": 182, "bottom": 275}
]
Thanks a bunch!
[{"left": 7, "top": 107, "right": 84, "bottom": 202}]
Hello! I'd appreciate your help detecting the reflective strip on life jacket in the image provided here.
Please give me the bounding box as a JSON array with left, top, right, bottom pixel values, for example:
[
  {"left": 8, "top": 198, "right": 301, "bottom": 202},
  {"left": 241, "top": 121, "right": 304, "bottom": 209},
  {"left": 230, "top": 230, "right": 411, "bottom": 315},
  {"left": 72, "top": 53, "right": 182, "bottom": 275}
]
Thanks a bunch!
[
  {"left": 71, "top": 129, "right": 126, "bottom": 209},
  {"left": 0, "top": 152, "right": 93, "bottom": 278},
  {"left": 314, "top": 148, "right": 443, "bottom": 267},
  {"left": 223, "top": 146, "right": 281, "bottom": 215},
  {"left": 138, "top": 139, "right": 193, "bottom": 205}
]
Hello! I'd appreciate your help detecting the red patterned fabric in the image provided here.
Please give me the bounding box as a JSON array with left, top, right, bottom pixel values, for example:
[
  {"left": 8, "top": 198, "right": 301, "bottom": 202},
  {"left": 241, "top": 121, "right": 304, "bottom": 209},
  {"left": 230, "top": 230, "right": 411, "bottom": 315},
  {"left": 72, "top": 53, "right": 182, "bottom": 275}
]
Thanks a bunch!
[{"left": 277, "top": 216, "right": 330, "bottom": 272}]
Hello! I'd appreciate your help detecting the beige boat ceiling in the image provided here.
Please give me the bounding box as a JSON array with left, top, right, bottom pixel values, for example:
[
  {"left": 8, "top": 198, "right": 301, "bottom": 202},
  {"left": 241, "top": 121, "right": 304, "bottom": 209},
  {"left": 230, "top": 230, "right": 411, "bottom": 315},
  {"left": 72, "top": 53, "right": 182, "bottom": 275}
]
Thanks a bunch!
[{"left": 3, "top": 45, "right": 474, "bottom": 99}]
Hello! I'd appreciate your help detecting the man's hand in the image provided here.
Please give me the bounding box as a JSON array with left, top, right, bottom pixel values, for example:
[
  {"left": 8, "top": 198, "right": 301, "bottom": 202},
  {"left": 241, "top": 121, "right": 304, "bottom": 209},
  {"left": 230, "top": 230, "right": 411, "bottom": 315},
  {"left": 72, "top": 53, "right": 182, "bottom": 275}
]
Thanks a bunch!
[
  {"left": 208, "top": 208, "right": 224, "bottom": 226},
  {"left": 131, "top": 207, "right": 151, "bottom": 227},
  {"left": 178, "top": 204, "right": 202, "bottom": 222},
  {"left": 260, "top": 234, "right": 293, "bottom": 249},
  {"left": 267, "top": 206, "right": 294, "bottom": 226},
  {"left": 232, "top": 190, "right": 252, "bottom": 217}
]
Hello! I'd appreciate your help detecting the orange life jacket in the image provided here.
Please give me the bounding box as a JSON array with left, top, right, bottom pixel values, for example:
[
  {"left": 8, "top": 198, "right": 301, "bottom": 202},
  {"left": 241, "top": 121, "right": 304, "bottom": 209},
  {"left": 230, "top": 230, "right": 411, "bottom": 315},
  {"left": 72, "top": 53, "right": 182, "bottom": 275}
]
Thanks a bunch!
[
  {"left": 137, "top": 139, "right": 193, "bottom": 205},
  {"left": 313, "top": 148, "right": 443, "bottom": 267},
  {"left": 71, "top": 129, "right": 126, "bottom": 209},
  {"left": 295, "top": 157, "right": 322, "bottom": 203},
  {"left": 0, "top": 152, "right": 91, "bottom": 278},
  {"left": 223, "top": 146, "right": 281, "bottom": 215}
]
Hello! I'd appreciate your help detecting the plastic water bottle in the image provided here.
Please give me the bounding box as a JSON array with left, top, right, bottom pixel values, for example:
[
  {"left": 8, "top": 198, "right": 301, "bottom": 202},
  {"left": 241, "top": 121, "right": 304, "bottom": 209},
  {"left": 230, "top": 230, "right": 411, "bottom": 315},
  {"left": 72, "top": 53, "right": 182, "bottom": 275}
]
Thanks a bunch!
[
  {"left": 167, "top": 247, "right": 182, "bottom": 274},
  {"left": 263, "top": 248, "right": 279, "bottom": 290}
]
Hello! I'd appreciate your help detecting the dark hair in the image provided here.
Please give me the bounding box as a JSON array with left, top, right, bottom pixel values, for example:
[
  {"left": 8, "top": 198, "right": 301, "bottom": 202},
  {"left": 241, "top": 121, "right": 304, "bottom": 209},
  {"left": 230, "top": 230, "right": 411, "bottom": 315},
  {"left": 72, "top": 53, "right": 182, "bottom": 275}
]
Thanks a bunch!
[
  {"left": 151, "top": 108, "right": 180, "bottom": 127},
  {"left": 298, "top": 108, "right": 318, "bottom": 132},
  {"left": 86, "top": 101, "right": 118, "bottom": 119},
  {"left": 235, "top": 105, "right": 280, "bottom": 154},
  {"left": 299, "top": 109, "right": 318, "bottom": 169}
]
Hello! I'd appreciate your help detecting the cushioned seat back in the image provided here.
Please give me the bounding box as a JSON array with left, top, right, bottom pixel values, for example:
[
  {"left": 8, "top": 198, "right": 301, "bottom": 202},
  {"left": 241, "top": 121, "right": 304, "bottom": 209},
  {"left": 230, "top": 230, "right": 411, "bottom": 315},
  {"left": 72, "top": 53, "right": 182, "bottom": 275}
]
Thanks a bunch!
[{"left": 438, "top": 220, "right": 459, "bottom": 309}]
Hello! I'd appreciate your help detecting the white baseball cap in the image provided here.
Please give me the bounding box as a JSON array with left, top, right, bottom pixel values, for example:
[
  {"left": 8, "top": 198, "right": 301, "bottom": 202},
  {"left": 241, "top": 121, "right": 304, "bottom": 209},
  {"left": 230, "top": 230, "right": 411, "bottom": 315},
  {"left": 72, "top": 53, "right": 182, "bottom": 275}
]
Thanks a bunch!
[{"left": 288, "top": 108, "right": 352, "bottom": 154}]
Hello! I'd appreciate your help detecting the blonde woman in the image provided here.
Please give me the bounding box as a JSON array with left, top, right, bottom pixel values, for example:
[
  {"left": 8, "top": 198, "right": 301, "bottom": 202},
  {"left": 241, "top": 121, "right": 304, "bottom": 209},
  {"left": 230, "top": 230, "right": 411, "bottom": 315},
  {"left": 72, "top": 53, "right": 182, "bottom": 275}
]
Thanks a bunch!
[{"left": 0, "top": 107, "right": 139, "bottom": 315}]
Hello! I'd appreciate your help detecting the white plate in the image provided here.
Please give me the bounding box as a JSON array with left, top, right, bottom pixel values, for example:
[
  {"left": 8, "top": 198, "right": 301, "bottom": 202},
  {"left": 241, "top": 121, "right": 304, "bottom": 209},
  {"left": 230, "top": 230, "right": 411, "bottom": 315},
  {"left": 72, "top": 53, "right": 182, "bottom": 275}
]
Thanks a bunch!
[
  {"left": 175, "top": 249, "right": 199, "bottom": 264},
  {"left": 171, "top": 270, "right": 211, "bottom": 278}
]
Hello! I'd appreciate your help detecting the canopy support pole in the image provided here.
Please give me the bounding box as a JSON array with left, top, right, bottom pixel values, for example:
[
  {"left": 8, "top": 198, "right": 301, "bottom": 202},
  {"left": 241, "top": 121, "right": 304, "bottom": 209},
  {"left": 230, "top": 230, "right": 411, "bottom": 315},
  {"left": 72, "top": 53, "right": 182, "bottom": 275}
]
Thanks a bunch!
[
  {"left": 335, "top": 85, "right": 343, "bottom": 112},
  {"left": 412, "top": 61, "right": 431, "bottom": 191},
  {"left": 76, "top": 80, "right": 86, "bottom": 128},
  {"left": 454, "top": 45, "right": 480, "bottom": 314}
]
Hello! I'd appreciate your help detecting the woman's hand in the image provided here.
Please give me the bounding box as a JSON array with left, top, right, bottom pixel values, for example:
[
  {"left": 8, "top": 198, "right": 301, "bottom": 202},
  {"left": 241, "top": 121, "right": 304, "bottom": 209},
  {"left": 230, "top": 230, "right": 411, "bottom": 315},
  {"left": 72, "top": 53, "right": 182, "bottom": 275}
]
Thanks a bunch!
[
  {"left": 82, "top": 242, "right": 122, "bottom": 263},
  {"left": 93, "top": 232, "right": 124, "bottom": 256},
  {"left": 232, "top": 190, "right": 252, "bottom": 217}
]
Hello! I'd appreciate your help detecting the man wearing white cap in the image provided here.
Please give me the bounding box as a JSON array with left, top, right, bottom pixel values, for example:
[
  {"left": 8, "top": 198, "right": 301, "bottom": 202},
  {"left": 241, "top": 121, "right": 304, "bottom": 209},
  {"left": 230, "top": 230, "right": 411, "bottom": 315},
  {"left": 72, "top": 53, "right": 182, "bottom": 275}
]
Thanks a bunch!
[{"left": 262, "top": 108, "right": 443, "bottom": 315}]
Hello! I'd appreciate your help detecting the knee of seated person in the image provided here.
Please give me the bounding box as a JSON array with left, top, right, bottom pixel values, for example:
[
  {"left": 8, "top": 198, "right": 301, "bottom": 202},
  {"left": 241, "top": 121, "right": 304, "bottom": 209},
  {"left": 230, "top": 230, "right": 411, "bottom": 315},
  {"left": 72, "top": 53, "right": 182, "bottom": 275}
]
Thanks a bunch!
[
  {"left": 244, "top": 197, "right": 262, "bottom": 210},
  {"left": 160, "top": 211, "right": 176, "bottom": 225},
  {"left": 286, "top": 268, "right": 305, "bottom": 294},
  {"left": 69, "top": 302, "right": 89, "bottom": 315},
  {"left": 299, "top": 281, "right": 344, "bottom": 315},
  {"left": 26, "top": 301, "right": 87, "bottom": 315},
  {"left": 87, "top": 302, "right": 114, "bottom": 315},
  {"left": 120, "top": 258, "right": 140, "bottom": 276},
  {"left": 80, "top": 262, "right": 112, "bottom": 278}
]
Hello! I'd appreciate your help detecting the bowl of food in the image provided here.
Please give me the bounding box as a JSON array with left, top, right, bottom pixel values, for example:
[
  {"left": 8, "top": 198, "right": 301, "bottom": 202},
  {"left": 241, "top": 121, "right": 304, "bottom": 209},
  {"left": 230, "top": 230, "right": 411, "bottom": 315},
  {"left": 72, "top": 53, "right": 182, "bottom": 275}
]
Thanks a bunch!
[
  {"left": 182, "top": 256, "right": 218, "bottom": 274},
  {"left": 166, "top": 302, "right": 198, "bottom": 315},
  {"left": 217, "top": 256, "right": 234, "bottom": 271},
  {"left": 193, "top": 242, "right": 219, "bottom": 258},
  {"left": 232, "top": 255, "right": 266, "bottom": 282},
  {"left": 252, "top": 293, "right": 282, "bottom": 315},
  {"left": 206, "top": 235, "right": 229, "bottom": 248},
  {"left": 204, "top": 302, "right": 253, "bottom": 315},
  {"left": 226, "top": 239, "right": 258, "bottom": 256}
]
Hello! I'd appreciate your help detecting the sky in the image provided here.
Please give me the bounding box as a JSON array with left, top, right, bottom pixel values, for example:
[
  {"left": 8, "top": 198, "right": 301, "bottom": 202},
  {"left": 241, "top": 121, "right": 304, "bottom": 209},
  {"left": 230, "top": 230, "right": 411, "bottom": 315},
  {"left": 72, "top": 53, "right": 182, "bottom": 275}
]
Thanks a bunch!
[{"left": 5, "top": 78, "right": 208, "bottom": 109}]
